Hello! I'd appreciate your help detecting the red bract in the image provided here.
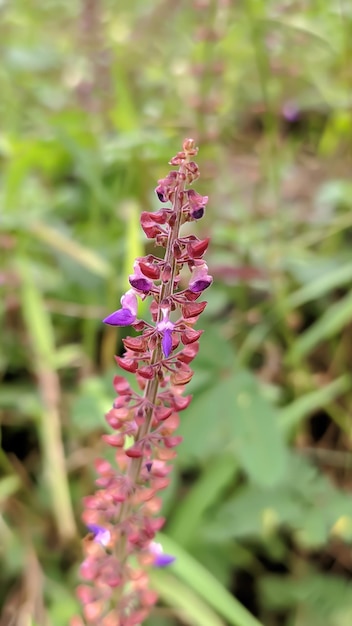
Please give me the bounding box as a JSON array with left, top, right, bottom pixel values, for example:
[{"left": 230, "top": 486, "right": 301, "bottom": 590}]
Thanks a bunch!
[
  {"left": 113, "top": 376, "right": 132, "bottom": 395},
  {"left": 75, "top": 139, "right": 212, "bottom": 626},
  {"left": 186, "top": 236, "right": 210, "bottom": 258},
  {"left": 182, "top": 300, "right": 207, "bottom": 318},
  {"left": 139, "top": 261, "right": 161, "bottom": 280},
  {"left": 180, "top": 328, "right": 203, "bottom": 344}
]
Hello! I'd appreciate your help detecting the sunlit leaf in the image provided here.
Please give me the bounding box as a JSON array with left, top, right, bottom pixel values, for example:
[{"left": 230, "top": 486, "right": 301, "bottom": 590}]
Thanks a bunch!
[{"left": 179, "top": 369, "right": 287, "bottom": 486}]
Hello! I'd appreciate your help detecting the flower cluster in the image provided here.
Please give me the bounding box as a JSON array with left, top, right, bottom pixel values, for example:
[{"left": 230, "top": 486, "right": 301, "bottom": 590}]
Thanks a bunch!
[{"left": 74, "top": 139, "right": 212, "bottom": 626}]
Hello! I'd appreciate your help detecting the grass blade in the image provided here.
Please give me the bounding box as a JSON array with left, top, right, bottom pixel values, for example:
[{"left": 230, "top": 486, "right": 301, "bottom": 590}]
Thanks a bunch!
[
  {"left": 168, "top": 452, "right": 238, "bottom": 546},
  {"left": 287, "top": 291, "right": 352, "bottom": 362},
  {"left": 158, "top": 533, "right": 265, "bottom": 626},
  {"left": 150, "top": 570, "right": 226, "bottom": 626}
]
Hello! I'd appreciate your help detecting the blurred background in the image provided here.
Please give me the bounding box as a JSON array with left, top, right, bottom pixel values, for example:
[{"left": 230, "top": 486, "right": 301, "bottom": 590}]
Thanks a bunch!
[{"left": 1, "top": 0, "right": 352, "bottom": 625}]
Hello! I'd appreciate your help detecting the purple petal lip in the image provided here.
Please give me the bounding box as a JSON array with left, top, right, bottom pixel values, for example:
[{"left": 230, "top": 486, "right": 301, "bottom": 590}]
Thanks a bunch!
[
  {"left": 156, "top": 191, "right": 167, "bottom": 202},
  {"left": 189, "top": 279, "right": 212, "bottom": 293},
  {"left": 129, "top": 277, "right": 152, "bottom": 292},
  {"left": 191, "top": 208, "right": 204, "bottom": 219},
  {"left": 162, "top": 328, "right": 173, "bottom": 358},
  {"left": 153, "top": 553, "right": 176, "bottom": 568},
  {"left": 103, "top": 308, "right": 136, "bottom": 326}
]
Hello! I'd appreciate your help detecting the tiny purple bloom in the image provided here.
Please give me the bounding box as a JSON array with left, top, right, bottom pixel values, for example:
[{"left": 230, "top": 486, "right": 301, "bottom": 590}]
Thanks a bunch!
[
  {"left": 154, "top": 553, "right": 176, "bottom": 567},
  {"left": 149, "top": 541, "right": 175, "bottom": 568},
  {"left": 87, "top": 524, "right": 111, "bottom": 547},
  {"left": 156, "top": 307, "right": 175, "bottom": 358},
  {"left": 282, "top": 101, "right": 300, "bottom": 122},
  {"left": 103, "top": 289, "right": 138, "bottom": 327},
  {"left": 187, "top": 189, "right": 208, "bottom": 220}
]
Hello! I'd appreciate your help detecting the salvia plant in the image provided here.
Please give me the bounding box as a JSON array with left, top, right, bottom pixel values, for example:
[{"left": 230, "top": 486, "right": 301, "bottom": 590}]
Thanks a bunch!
[{"left": 72, "top": 139, "right": 212, "bottom": 626}]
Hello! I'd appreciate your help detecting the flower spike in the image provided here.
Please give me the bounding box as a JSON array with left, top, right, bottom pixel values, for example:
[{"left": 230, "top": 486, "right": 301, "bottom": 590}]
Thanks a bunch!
[{"left": 75, "top": 140, "right": 212, "bottom": 626}]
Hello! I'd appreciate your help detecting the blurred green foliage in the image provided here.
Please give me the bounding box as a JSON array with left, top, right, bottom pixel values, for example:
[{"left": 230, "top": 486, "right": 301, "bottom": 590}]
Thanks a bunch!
[{"left": 1, "top": 1, "right": 352, "bottom": 625}]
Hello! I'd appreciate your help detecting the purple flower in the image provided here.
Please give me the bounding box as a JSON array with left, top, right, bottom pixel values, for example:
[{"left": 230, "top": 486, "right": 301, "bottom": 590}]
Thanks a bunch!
[
  {"left": 155, "top": 185, "right": 168, "bottom": 202},
  {"left": 156, "top": 307, "right": 175, "bottom": 358},
  {"left": 129, "top": 261, "right": 154, "bottom": 293},
  {"left": 149, "top": 542, "right": 175, "bottom": 568},
  {"left": 187, "top": 189, "right": 208, "bottom": 220},
  {"left": 189, "top": 262, "right": 213, "bottom": 293},
  {"left": 87, "top": 524, "right": 111, "bottom": 547},
  {"left": 103, "top": 289, "right": 138, "bottom": 326},
  {"left": 162, "top": 328, "right": 173, "bottom": 358},
  {"left": 282, "top": 101, "right": 300, "bottom": 122}
]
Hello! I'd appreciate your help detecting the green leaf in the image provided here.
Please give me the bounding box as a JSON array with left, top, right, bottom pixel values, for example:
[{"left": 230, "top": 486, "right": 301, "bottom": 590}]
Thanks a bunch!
[
  {"left": 260, "top": 572, "right": 352, "bottom": 621},
  {"left": 203, "top": 453, "right": 352, "bottom": 547},
  {"left": 203, "top": 483, "right": 302, "bottom": 542},
  {"left": 179, "top": 370, "right": 287, "bottom": 486},
  {"left": 71, "top": 377, "right": 112, "bottom": 433}
]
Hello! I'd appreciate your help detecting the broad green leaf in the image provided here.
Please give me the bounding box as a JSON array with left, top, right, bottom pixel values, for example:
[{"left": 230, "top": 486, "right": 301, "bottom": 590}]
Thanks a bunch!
[
  {"left": 203, "top": 453, "right": 352, "bottom": 546},
  {"left": 230, "top": 371, "right": 287, "bottom": 485},
  {"left": 193, "top": 325, "right": 235, "bottom": 373},
  {"left": 179, "top": 370, "right": 287, "bottom": 486},
  {"left": 260, "top": 572, "right": 352, "bottom": 622},
  {"left": 71, "top": 377, "right": 112, "bottom": 433},
  {"left": 203, "top": 483, "right": 303, "bottom": 542}
]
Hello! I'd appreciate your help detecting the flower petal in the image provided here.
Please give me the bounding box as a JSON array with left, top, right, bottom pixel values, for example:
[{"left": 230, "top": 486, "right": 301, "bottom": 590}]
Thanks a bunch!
[
  {"left": 149, "top": 541, "right": 176, "bottom": 568},
  {"left": 189, "top": 277, "right": 212, "bottom": 293},
  {"left": 103, "top": 308, "right": 136, "bottom": 326},
  {"left": 121, "top": 290, "right": 138, "bottom": 316},
  {"left": 87, "top": 524, "right": 111, "bottom": 547},
  {"left": 129, "top": 276, "right": 153, "bottom": 293},
  {"left": 153, "top": 552, "right": 176, "bottom": 567},
  {"left": 162, "top": 328, "right": 173, "bottom": 358}
]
